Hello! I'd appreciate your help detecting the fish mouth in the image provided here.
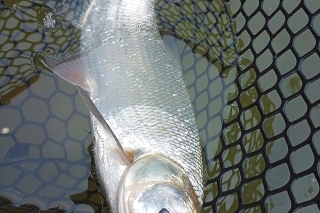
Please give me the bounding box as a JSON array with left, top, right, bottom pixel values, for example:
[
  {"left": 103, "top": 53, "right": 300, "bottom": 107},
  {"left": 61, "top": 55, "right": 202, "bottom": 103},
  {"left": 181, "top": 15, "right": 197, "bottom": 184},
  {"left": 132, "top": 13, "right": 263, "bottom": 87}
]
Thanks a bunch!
[
  {"left": 123, "top": 182, "right": 197, "bottom": 213},
  {"left": 118, "top": 155, "right": 201, "bottom": 213}
]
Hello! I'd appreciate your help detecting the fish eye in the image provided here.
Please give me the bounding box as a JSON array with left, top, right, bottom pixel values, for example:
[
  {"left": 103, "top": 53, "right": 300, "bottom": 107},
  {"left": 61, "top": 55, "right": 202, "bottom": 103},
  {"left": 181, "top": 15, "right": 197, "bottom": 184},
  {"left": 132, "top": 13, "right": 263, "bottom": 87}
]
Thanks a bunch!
[{"left": 159, "top": 208, "right": 170, "bottom": 213}]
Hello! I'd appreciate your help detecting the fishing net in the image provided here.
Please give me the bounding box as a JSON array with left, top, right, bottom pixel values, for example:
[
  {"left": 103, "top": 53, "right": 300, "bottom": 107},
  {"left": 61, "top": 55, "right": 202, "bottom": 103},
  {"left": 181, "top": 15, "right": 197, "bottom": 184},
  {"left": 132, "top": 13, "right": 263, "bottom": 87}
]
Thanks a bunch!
[{"left": 1, "top": 0, "right": 320, "bottom": 212}]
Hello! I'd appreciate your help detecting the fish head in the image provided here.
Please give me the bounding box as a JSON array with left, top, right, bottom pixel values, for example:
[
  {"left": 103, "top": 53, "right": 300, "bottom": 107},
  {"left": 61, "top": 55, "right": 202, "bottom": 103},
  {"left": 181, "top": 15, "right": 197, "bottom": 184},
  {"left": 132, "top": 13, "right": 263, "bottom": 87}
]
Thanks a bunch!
[{"left": 118, "top": 155, "right": 200, "bottom": 213}]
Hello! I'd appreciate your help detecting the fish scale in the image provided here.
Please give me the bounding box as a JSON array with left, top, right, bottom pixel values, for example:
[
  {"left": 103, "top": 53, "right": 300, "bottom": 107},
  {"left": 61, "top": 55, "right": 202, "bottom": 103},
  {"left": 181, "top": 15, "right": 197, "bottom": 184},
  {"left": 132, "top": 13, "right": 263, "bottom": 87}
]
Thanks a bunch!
[
  {"left": 76, "top": 0, "right": 204, "bottom": 212},
  {"left": 89, "top": 21, "right": 204, "bottom": 210}
]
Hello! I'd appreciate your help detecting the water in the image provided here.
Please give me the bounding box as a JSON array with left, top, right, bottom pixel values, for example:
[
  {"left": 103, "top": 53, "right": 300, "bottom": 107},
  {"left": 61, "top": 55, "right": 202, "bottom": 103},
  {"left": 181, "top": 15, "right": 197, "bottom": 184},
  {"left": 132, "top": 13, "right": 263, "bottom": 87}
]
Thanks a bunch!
[{"left": 1, "top": 0, "right": 320, "bottom": 212}]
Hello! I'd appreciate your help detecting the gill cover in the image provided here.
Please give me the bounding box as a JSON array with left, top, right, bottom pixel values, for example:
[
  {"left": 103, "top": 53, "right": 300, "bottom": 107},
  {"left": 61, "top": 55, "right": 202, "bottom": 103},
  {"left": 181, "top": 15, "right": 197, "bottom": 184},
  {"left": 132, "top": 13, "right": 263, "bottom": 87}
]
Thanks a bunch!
[{"left": 118, "top": 155, "right": 199, "bottom": 213}]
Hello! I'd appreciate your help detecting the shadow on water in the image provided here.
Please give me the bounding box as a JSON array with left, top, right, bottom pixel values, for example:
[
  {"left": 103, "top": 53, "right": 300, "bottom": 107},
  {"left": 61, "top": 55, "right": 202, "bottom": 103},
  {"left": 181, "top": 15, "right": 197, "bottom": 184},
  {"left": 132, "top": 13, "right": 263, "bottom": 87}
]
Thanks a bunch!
[{"left": 1, "top": 0, "right": 320, "bottom": 212}]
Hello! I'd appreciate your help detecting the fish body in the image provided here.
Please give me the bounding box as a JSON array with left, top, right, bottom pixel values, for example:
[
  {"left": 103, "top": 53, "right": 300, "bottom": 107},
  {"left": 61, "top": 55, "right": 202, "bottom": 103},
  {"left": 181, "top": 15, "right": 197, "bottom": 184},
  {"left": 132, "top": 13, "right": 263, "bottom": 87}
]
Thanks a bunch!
[{"left": 44, "top": 0, "right": 204, "bottom": 212}]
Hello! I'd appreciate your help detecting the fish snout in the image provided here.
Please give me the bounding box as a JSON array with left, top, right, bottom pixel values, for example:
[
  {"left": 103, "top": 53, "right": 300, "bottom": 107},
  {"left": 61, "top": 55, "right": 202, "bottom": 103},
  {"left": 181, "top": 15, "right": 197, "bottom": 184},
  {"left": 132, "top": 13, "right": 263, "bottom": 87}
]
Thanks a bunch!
[{"left": 117, "top": 155, "right": 199, "bottom": 213}]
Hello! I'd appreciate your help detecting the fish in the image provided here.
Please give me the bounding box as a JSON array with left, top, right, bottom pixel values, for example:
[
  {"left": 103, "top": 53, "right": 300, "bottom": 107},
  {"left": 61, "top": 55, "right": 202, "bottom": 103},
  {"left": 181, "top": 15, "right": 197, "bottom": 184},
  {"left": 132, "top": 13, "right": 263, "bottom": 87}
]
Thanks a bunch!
[{"left": 42, "top": 0, "right": 204, "bottom": 212}]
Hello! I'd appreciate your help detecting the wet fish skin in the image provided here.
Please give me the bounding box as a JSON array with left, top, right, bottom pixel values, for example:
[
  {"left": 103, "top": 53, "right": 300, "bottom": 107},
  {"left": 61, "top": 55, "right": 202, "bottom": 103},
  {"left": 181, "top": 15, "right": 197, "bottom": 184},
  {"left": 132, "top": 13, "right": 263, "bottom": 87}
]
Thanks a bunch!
[{"left": 43, "top": 0, "right": 204, "bottom": 212}]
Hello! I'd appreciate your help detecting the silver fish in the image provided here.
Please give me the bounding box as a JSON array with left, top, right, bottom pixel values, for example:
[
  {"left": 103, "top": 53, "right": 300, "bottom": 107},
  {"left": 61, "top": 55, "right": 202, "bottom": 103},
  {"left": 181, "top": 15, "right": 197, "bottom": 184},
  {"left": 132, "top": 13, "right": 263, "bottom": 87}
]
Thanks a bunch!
[{"left": 43, "top": 0, "right": 204, "bottom": 212}]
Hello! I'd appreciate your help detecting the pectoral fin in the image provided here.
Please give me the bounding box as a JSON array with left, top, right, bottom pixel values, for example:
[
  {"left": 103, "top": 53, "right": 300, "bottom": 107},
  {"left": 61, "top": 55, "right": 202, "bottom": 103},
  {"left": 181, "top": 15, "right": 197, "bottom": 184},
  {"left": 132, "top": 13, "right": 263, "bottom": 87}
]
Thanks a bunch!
[
  {"left": 41, "top": 53, "right": 94, "bottom": 92},
  {"left": 162, "top": 33, "right": 183, "bottom": 70},
  {"left": 77, "top": 86, "right": 132, "bottom": 164}
]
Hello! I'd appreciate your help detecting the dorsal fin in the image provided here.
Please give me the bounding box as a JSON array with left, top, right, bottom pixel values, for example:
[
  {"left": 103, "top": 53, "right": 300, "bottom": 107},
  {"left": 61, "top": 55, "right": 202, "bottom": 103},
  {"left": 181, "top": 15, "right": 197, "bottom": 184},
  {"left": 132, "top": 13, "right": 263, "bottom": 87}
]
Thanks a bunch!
[{"left": 44, "top": 0, "right": 93, "bottom": 28}]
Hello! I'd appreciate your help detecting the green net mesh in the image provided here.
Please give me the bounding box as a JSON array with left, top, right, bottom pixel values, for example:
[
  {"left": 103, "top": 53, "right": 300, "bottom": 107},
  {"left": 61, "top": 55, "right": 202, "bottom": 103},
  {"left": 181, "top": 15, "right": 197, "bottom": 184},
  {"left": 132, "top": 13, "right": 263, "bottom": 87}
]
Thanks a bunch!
[{"left": 1, "top": 0, "right": 320, "bottom": 212}]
